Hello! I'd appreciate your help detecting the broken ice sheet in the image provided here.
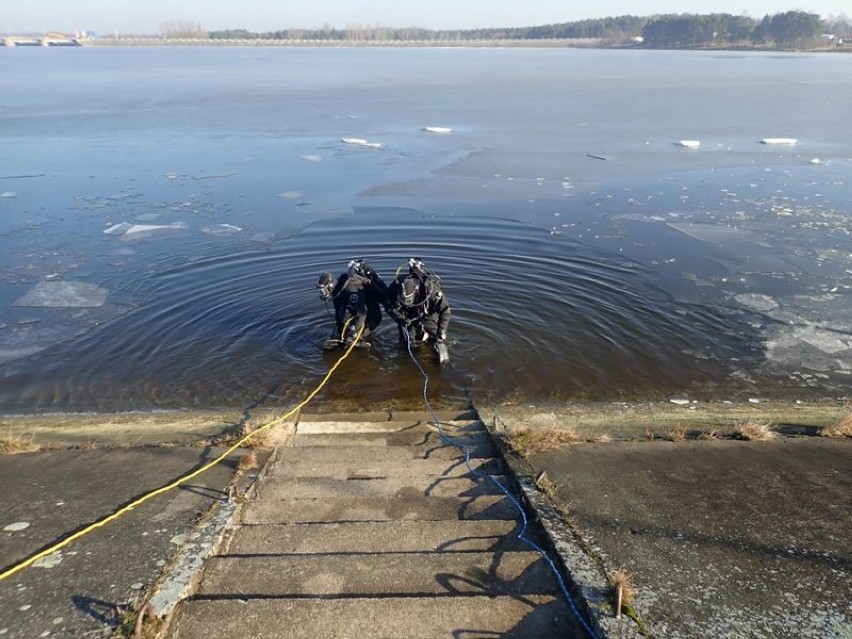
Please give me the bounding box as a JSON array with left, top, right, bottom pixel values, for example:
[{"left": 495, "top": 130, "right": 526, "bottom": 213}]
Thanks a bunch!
[
  {"left": 123, "top": 222, "right": 188, "bottom": 239},
  {"left": 12, "top": 281, "right": 109, "bottom": 308},
  {"left": 733, "top": 293, "right": 780, "bottom": 313},
  {"left": 201, "top": 224, "right": 242, "bottom": 237}
]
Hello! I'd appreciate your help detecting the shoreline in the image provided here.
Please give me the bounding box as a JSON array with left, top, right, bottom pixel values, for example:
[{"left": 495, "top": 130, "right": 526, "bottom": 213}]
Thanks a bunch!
[
  {"left": 4, "top": 37, "right": 846, "bottom": 52},
  {"left": 2, "top": 398, "right": 849, "bottom": 451}
]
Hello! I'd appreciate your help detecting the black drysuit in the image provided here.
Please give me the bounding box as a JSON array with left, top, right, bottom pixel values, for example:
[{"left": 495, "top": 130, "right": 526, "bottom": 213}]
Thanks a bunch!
[{"left": 387, "top": 275, "right": 451, "bottom": 343}]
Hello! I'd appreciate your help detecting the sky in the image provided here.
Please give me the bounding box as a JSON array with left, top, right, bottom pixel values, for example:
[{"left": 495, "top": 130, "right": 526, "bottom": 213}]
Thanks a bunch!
[{"left": 5, "top": 0, "right": 849, "bottom": 35}]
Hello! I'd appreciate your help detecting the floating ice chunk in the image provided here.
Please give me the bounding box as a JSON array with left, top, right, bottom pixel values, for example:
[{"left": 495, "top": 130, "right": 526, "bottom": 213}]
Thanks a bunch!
[
  {"left": 342, "top": 138, "right": 381, "bottom": 149},
  {"left": 301, "top": 154, "right": 322, "bottom": 162},
  {"left": 676, "top": 140, "right": 700, "bottom": 148},
  {"left": 4, "top": 522, "right": 31, "bottom": 532},
  {"left": 809, "top": 158, "right": 821, "bottom": 164},
  {"left": 103, "top": 222, "right": 133, "bottom": 235},
  {"left": 794, "top": 325, "right": 851, "bottom": 354},
  {"left": 123, "top": 222, "right": 188, "bottom": 239},
  {"left": 250, "top": 231, "right": 276, "bottom": 242},
  {"left": 201, "top": 223, "right": 242, "bottom": 237},
  {"left": 13, "top": 281, "right": 109, "bottom": 308},
  {"left": 424, "top": 126, "right": 452, "bottom": 134},
  {"left": 1, "top": 191, "right": 17, "bottom": 198},
  {"left": 277, "top": 191, "right": 303, "bottom": 199},
  {"left": 760, "top": 138, "right": 797, "bottom": 145},
  {"left": 733, "top": 293, "right": 779, "bottom": 313}
]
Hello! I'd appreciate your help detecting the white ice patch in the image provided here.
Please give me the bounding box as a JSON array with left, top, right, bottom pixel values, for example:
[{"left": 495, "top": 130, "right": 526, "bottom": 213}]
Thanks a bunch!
[
  {"left": 794, "top": 326, "right": 851, "bottom": 354},
  {"left": 123, "top": 222, "right": 188, "bottom": 239},
  {"left": 733, "top": 293, "right": 780, "bottom": 313},
  {"left": 341, "top": 137, "right": 381, "bottom": 149},
  {"left": 12, "top": 281, "right": 109, "bottom": 308},
  {"left": 3, "top": 522, "right": 31, "bottom": 532},
  {"left": 33, "top": 552, "right": 62, "bottom": 569},
  {"left": 103, "top": 222, "right": 133, "bottom": 235},
  {"left": 201, "top": 224, "right": 242, "bottom": 237}
]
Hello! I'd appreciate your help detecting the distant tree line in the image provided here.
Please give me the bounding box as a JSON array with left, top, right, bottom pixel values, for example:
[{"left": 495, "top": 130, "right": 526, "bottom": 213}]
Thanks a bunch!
[
  {"left": 642, "top": 11, "right": 828, "bottom": 47},
  {"left": 194, "top": 11, "right": 851, "bottom": 48}
]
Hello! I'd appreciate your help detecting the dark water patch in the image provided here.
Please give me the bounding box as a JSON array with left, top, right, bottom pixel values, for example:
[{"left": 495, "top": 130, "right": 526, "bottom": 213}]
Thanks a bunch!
[{"left": 0, "top": 208, "right": 765, "bottom": 412}]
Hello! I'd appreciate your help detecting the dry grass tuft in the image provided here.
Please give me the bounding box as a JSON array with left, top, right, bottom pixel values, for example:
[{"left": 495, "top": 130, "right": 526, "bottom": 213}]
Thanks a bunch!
[
  {"left": 588, "top": 432, "right": 612, "bottom": 443},
  {"left": 820, "top": 411, "right": 852, "bottom": 438},
  {"left": 610, "top": 568, "right": 638, "bottom": 607},
  {"left": 504, "top": 426, "right": 582, "bottom": 457},
  {"left": 733, "top": 421, "right": 775, "bottom": 441},
  {"left": 241, "top": 424, "right": 274, "bottom": 449},
  {"left": 698, "top": 428, "right": 720, "bottom": 441},
  {"left": 663, "top": 423, "right": 689, "bottom": 442},
  {"left": 0, "top": 431, "right": 40, "bottom": 454},
  {"left": 236, "top": 451, "right": 259, "bottom": 472}
]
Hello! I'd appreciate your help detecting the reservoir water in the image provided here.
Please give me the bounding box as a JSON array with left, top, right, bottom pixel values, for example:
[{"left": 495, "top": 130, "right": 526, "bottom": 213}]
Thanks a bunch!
[{"left": 1, "top": 46, "right": 851, "bottom": 411}]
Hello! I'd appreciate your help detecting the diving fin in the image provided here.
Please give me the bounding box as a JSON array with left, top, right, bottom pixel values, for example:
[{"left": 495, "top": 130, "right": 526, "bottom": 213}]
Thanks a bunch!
[
  {"left": 323, "top": 338, "right": 371, "bottom": 351},
  {"left": 434, "top": 341, "right": 450, "bottom": 365}
]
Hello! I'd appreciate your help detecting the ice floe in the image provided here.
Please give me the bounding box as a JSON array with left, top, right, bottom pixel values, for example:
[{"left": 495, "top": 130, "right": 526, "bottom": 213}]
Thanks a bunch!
[
  {"left": 424, "top": 126, "right": 452, "bottom": 134},
  {"left": 12, "top": 281, "right": 109, "bottom": 308},
  {"left": 103, "top": 222, "right": 188, "bottom": 240},
  {"left": 342, "top": 137, "right": 382, "bottom": 149},
  {"left": 760, "top": 138, "right": 797, "bottom": 145},
  {"left": 733, "top": 293, "right": 780, "bottom": 313},
  {"left": 202, "top": 223, "right": 242, "bottom": 237},
  {"left": 676, "top": 140, "right": 700, "bottom": 148}
]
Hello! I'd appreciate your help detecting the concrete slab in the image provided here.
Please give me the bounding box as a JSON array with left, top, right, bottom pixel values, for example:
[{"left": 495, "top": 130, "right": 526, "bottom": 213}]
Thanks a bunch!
[
  {"left": 253, "top": 474, "right": 515, "bottom": 499},
  {"left": 168, "top": 595, "right": 576, "bottom": 639},
  {"left": 195, "top": 551, "right": 559, "bottom": 597},
  {"left": 277, "top": 443, "right": 495, "bottom": 461},
  {"left": 224, "top": 520, "right": 536, "bottom": 554},
  {"left": 294, "top": 419, "right": 486, "bottom": 435},
  {"left": 271, "top": 456, "right": 508, "bottom": 478},
  {"left": 295, "top": 409, "right": 478, "bottom": 424},
  {"left": 292, "top": 430, "right": 495, "bottom": 450},
  {"left": 241, "top": 493, "right": 518, "bottom": 524},
  {"left": 513, "top": 434, "right": 852, "bottom": 639},
  {"left": 0, "top": 448, "right": 242, "bottom": 639}
]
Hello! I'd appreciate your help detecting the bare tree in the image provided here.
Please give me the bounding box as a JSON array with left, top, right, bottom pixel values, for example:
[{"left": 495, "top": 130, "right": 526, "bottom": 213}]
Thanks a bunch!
[{"left": 160, "top": 20, "right": 207, "bottom": 39}]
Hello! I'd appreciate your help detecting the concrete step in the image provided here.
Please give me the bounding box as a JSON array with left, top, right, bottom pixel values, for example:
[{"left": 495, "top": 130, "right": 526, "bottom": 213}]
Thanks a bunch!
[
  {"left": 296, "top": 409, "right": 479, "bottom": 424},
  {"left": 295, "top": 418, "right": 486, "bottom": 435},
  {"left": 224, "top": 520, "right": 539, "bottom": 554},
  {"left": 292, "top": 429, "right": 495, "bottom": 450},
  {"left": 241, "top": 493, "right": 519, "bottom": 524},
  {"left": 195, "top": 551, "right": 559, "bottom": 597},
  {"left": 254, "top": 474, "right": 517, "bottom": 500},
  {"left": 275, "top": 443, "right": 495, "bottom": 462},
  {"left": 169, "top": 595, "right": 577, "bottom": 639},
  {"left": 271, "top": 456, "right": 509, "bottom": 479}
]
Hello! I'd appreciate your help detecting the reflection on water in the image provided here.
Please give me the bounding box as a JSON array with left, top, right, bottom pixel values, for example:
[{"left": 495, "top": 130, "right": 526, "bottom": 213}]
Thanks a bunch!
[{"left": 0, "top": 209, "right": 765, "bottom": 411}]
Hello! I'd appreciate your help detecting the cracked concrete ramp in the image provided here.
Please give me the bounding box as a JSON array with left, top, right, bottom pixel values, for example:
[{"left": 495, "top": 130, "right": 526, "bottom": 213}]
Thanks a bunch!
[{"left": 163, "top": 410, "right": 590, "bottom": 638}]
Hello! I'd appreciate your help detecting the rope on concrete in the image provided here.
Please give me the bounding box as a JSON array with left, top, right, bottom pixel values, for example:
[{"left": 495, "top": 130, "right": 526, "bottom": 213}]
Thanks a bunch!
[{"left": 0, "top": 325, "right": 367, "bottom": 583}]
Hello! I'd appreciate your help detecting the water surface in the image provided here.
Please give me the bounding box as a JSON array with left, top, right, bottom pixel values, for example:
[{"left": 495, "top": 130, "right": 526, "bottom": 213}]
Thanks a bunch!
[{"left": 1, "top": 47, "right": 850, "bottom": 411}]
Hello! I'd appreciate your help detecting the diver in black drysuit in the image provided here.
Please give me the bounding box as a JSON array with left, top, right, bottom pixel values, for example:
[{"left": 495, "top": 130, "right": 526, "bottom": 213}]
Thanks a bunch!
[
  {"left": 316, "top": 259, "right": 388, "bottom": 346},
  {"left": 386, "top": 258, "right": 451, "bottom": 345}
]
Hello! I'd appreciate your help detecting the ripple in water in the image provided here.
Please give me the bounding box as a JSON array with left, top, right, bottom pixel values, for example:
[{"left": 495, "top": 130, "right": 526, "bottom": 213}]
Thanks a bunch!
[{"left": 0, "top": 208, "right": 762, "bottom": 411}]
